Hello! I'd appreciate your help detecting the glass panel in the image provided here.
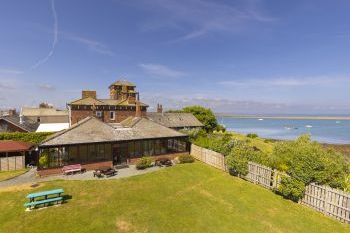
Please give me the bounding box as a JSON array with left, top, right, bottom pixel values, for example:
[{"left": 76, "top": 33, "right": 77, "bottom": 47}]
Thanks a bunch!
[
  {"left": 79, "top": 145, "right": 88, "bottom": 163},
  {"left": 128, "top": 141, "right": 135, "bottom": 158},
  {"left": 88, "top": 144, "right": 96, "bottom": 162},
  {"left": 105, "top": 144, "right": 112, "bottom": 160},
  {"left": 68, "top": 146, "right": 78, "bottom": 164},
  {"left": 149, "top": 140, "right": 154, "bottom": 156},
  {"left": 134, "top": 141, "right": 141, "bottom": 157}
]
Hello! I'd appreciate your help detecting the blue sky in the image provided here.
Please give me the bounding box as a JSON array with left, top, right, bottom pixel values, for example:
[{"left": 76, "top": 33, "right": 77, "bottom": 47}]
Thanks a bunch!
[{"left": 1, "top": 0, "right": 350, "bottom": 114}]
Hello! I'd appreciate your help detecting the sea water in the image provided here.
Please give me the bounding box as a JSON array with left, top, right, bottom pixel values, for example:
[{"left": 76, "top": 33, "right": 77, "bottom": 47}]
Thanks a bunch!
[{"left": 220, "top": 117, "right": 350, "bottom": 144}]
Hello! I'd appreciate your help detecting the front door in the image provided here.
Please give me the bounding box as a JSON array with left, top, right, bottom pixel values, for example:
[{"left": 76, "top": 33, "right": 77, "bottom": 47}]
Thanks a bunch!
[{"left": 113, "top": 143, "right": 128, "bottom": 165}]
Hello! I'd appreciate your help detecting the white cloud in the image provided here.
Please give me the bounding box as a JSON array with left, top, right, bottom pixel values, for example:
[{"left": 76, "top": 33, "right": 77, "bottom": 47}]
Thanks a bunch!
[
  {"left": 37, "top": 84, "right": 56, "bottom": 90},
  {"left": 218, "top": 76, "right": 349, "bottom": 87},
  {"left": 137, "top": 0, "right": 275, "bottom": 41},
  {"left": 0, "top": 68, "right": 23, "bottom": 75},
  {"left": 31, "top": 0, "right": 58, "bottom": 69},
  {"left": 62, "top": 32, "right": 114, "bottom": 56},
  {"left": 139, "top": 63, "right": 187, "bottom": 78}
]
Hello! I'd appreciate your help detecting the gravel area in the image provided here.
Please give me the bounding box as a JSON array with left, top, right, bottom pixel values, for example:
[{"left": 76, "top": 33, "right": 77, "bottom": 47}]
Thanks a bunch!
[{"left": 0, "top": 165, "right": 166, "bottom": 189}]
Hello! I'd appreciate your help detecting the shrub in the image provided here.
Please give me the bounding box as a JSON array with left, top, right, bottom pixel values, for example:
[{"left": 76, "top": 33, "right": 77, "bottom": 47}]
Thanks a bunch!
[
  {"left": 246, "top": 133, "right": 258, "bottom": 139},
  {"left": 225, "top": 141, "right": 267, "bottom": 176},
  {"left": 278, "top": 176, "right": 305, "bottom": 202},
  {"left": 178, "top": 154, "right": 195, "bottom": 163},
  {"left": 136, "top": 157, "right": 153, "bottom": 170},
  {"left": 0, "top": 132, "right": 52, "bottom": 144},
  {"left": 38, "top": 151, "right": 49, "bottom": 169},
  {"left": 271, "top": 134, "right": 349, "bottom": 189}
]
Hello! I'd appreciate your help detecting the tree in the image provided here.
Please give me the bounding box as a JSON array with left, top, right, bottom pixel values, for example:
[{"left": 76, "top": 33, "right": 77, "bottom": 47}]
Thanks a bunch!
[{"left": 182, "top": 105, "right": 220, "bottom": 132}]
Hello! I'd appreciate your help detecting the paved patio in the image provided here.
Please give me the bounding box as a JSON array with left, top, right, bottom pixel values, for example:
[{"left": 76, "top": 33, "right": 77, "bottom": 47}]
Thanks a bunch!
[{"left": 0, "top": 165, "right": 165, "bottom": 189}]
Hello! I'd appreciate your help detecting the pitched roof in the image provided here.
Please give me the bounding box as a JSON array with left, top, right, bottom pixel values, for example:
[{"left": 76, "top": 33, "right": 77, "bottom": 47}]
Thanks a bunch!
[
  {"left": 69, "top": 97, "right": 105, "bottom": 106},
  {"left": 109, "top": 80, "right": 136, "bottom": 87},
  {"left": 146, "top": 112, "right": 203, "bottom": 128},
  {"left": 0, "top": 116, "right": 39, "bottom": 132},
  {"left": 21, "top": 107, "right": 68, "bottom": 117},
  {"left": 40, "top": 117, "right": 186, "bottom": 147},
  {"left": 0, "top": 140, "right": 34, "bottom": 153},
  {"left": 69, "top": 97, "right": 148, "bottom": 107}
]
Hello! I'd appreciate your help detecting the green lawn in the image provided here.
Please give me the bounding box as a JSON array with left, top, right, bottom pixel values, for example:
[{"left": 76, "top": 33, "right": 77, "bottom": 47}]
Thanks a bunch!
[
  {"left": 0, "top": 163, "right": 348, "bottom": 233},
  {"left": 0, "top": 169, "right": 28, "bottom": 182}
]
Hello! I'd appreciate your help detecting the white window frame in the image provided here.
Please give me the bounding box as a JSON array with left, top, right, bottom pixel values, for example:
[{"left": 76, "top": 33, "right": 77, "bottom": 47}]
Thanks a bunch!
[
  {"left": 110, "top": 111, "right": 115, "bottom": 120},
  {"left": 96, "top": 111, "right": 102, "bottom": 118}
]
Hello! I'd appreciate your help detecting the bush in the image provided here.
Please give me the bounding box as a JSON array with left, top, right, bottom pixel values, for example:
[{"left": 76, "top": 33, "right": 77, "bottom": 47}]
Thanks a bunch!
[
  {"left": 136, "top": 157, "right": 153, "bottom": 170},
  {"left": 0, "top": 132, "right": 52, "bottom": 144},
  {"left": 271, "top": 134, "right": 349, "bottom": 189},
  {"left": 178, "top": 154, "right": 195, "bottom": 163},
  {"left": 225, "top": 141, "right": 267, "bottom": 176},
  {"left": 246, "top": 133, "right": 258, "bottom": 139},
  {"left": 278, "top": 176, "right": 305, "bottom": 202},
  {"left": 38, "top": 151, "right": 49, "bottom": 169}
]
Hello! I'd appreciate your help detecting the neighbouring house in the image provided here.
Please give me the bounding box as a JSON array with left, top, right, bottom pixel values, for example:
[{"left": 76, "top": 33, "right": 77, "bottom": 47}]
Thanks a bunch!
[
  {"left": 21, "top": 106, "right": 69, "bottom": 124},
  {"left": 0, "top": 115, "right": 39, "bottom": 132},
  {"left": 0, "top": 140, "right": 35, "bottom": 171},
  {"left": 146, "top": 104, "right": 203, "bottom": 130},
  {"left": 37, "top": 116, "right": 189, "bottom": 176},
  {"left": 67, "top": 80, "right": 148, "bottom": 125},
  {"left": 35, "top": 123, "right": 70, "bottom": 133}
]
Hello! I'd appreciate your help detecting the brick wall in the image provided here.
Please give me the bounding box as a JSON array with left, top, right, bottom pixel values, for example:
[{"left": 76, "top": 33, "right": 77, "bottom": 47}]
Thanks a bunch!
[
  {"left": 71, "top": 109, "right": 147, "bottom": 124},
  {"left": 0, "top": 119, "right": 28, "bottom": 132}
]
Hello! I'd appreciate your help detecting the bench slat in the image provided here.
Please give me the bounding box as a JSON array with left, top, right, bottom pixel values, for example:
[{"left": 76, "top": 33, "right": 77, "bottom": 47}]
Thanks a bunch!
[
  {"left": 24, "top": 197, "right": 63, "bottom": 207},
  {"left": 26, "top": 189, "right": 64, "bottom": 199}
]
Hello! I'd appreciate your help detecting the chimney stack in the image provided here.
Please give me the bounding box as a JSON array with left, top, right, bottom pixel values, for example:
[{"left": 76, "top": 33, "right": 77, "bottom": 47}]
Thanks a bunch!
[
  {"left": 8, "top": 109, "right": 16, "bottom": 116},
  {"left": 19, "top": 115, "right": 24, "bottom": 124},
  {"left": 157, "top": 104, "right": 163, "bottom": 113},
  {"left": 135, "top": 101, "right": 142, "bottom": 118},
  {"left": 82, "top": 90, "right": 97, "bottom": 99}
]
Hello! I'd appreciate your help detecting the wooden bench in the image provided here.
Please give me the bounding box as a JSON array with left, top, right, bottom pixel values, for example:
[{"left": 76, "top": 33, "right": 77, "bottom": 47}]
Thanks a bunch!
[
  {"left": 62, "top": 164, "right": 82, "bottom": 175},
  {"left": 24, "top": 189, "right": 64, "bottom": 210}
]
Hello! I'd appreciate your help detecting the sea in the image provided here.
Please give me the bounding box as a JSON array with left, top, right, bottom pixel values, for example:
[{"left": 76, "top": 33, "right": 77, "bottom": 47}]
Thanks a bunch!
[{"left": 220, "top": 117, "right": 350, "bottom": 144}]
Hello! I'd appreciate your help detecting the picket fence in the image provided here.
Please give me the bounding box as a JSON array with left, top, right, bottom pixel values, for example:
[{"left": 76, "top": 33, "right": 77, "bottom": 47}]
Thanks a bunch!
[{"left": 190, "top": 144, "right": 350, "bottom": 224}]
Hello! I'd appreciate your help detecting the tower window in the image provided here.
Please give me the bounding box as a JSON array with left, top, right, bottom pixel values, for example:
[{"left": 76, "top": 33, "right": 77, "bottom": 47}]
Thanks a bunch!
[{"left": 37, "top": 117, "right": 41, "bottom": 123}]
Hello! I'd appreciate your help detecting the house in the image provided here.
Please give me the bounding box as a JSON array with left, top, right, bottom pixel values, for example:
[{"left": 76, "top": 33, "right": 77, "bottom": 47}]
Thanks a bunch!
[
  {"left": 0, "top": 115, "right": 39, "bottom": 132},
  {"left": 67, "top": 80, "right": 148, "bottom": 125},
  {"left": 38, "top": 116, "right": 189, "bottom": 176},
  {"left": 0, "top": 140, "right": 35, "bottom": 171},
  {"left": 21, "top": 106, "right": 69, "bottom": 124},
  {"left": 146, "top": 104, "right": 203, "bottom": 130}
]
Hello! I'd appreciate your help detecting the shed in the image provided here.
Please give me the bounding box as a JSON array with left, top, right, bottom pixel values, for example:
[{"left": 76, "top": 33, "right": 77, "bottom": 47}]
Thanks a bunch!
[{"left": 0, "top": 140, "right": 34, "bottom": 171}]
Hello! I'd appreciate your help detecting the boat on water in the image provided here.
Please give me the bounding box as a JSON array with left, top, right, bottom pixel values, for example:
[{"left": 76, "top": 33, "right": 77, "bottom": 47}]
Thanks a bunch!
[
  {"left": 305, "top": 125, "right": 313, "bottom": 128},
  {"left": 336, "top": 121, "right": 341, "bottom": 124},
  {"left": 258, "top": 118, "right": 264, "bottom": 121}
]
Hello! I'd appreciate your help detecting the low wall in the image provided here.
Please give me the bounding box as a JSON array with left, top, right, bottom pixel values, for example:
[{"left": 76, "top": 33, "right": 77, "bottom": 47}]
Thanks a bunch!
[{"left": 128, "top": 152, "right": 189, "bottom": 164}]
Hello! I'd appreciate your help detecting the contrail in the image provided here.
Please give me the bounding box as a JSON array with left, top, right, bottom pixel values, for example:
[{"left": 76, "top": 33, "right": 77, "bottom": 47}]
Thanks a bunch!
[{"left": 31, "top": 0, "right": 58, "bottom": 69}]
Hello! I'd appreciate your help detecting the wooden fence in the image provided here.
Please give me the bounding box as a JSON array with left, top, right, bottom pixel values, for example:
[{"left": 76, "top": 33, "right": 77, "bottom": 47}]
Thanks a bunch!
[
  {"left": 191, "top": 144, "right": 350, "bottom": 224},
  {"left": 0, "top": 155, "right": 25, "bottom": 171},
  {"left": 246, "top": 162, "right": 274, "bottom": 189},
  {"left": 301, "top": 183, "right": 350, "bottom": 224},
  {"left": 190, "top": 144, "right": 226, "bottom": 171}
]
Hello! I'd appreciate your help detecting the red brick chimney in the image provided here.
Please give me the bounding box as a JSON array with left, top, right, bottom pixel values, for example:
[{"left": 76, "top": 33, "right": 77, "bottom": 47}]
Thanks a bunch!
[
  {"left": 157, "top": 104, "right": 163, "bottom": 113},
  {"left": 135, "top": 101, "right": 142, "bottom": 118}
]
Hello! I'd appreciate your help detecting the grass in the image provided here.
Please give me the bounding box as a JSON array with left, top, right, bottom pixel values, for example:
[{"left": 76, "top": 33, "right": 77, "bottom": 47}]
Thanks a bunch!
[
  {"left": 0, "top": 169, "right": 28, "bottom": 182},
  {"left": 0, "top": 163, "right": 349, "bottom": 233}
]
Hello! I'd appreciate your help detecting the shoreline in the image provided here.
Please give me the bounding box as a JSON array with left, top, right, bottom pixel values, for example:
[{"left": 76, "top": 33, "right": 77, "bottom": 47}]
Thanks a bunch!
[{"left": 217, "top": 115, "right": 350, "bottom": 121}]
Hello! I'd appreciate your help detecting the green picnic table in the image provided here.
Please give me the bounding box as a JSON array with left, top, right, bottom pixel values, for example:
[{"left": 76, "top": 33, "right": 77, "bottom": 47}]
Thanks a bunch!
[{"left": 24, "top": 188, "right": 64, "bottom": 210}]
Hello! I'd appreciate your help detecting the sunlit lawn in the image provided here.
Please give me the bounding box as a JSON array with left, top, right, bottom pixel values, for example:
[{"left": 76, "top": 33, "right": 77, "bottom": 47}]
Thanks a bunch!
[
  {"left": 0, "top": 162, "right": 348, "bottom": 233},
  {"left": 0, "top": 169, "right": 28, "bottom": 182}
]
